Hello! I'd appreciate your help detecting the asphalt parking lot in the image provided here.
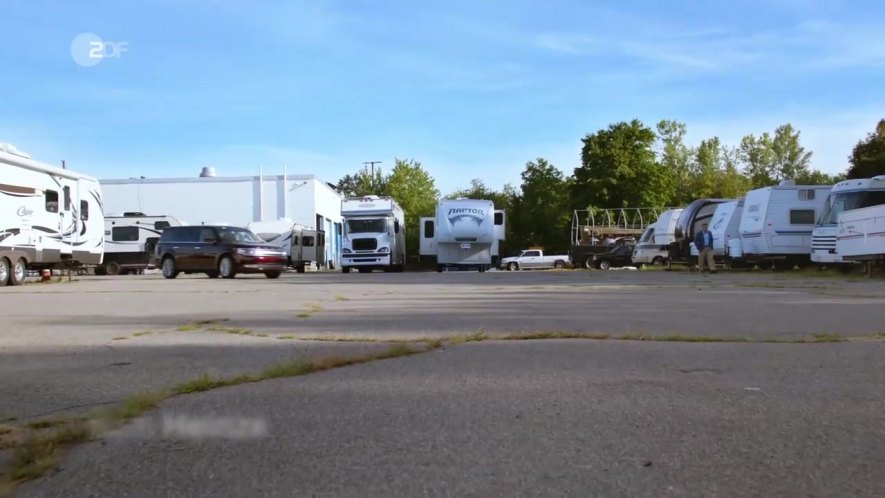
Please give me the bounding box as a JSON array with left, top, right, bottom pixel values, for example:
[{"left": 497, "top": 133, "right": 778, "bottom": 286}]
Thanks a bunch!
[{"left": 3, "top": 269, "right": 885, "bottom": 496}]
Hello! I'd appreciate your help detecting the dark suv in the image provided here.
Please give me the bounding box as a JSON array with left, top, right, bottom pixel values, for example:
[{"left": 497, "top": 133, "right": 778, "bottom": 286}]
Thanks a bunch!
[{"left": 155, "top": 225, "right": 287, "bottom": 279}]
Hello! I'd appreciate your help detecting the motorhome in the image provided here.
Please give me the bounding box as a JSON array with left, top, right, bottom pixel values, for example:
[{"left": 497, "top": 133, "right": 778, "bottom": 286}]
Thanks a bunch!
[
  {"left": 340, "top": 196, "right": 405, "bottom": 273},
  {"left": 631, "top": 208, "right": 683, "bottom": 266},
  {"left": 100, "top": 213, "right": 184, "bottom": 275},
  {"left": 735, "top": 182, "right": 832, "bottom": 266},
  {"left": 836, "top": 204, "right": 885, "bottom": 266},
  {"left": 420, "top": 198, "right": 505, "bottom": 272},
  {"left": 247, "top": 218, "right": 326, "bottom": 272},
  {"left": 1, "top": 143, "right": 104, "bottom": 286},
  {"left": 668, "top": 198, "right": 728, "bottom": 266},
  {"left": 812, "top": 176, "right": 885, "bottom": 265}
]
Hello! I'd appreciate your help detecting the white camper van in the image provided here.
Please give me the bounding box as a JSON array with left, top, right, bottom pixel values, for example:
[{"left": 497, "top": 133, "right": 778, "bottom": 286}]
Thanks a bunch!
[
  {"left": 420, "top": 198, "right": 505, "bottom": 272},
  {"left": 248, "top": 218, "right": 325, "bottom": 272},
  {"left": 836, "top": 203, "right": 885, "bottom": 266},
  {"left": 734, "top": 182, "right": 832, "bottom": 266},
  {"left": 100, "top": 213, "right": 184, "bottom": 275},
  {"left": 340, "top": 196, "right": 405, "bottom": 273},
  {"left": 632, "top": 208, "right": 683, "bottom": 265},
  {"left": 812, "top": 176, "right": 885, "bottom": 265},
  {"left": 1, "top": 143, "right": 104, "bottom": 286}
]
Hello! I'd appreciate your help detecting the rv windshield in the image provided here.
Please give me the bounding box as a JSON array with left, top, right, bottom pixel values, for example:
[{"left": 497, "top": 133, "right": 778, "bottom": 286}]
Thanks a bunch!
[
  {"left": 346, "top": 219, "right": 387, "bottom": 234},
  {"left": 818, "top": 191, "right": 885, "bottom": 225},
  {"left": 217, "top": 228, "right": 264, "bottom": 244},
  {"left": 639, "top": 227, "right": 654, "bottom": 244}
]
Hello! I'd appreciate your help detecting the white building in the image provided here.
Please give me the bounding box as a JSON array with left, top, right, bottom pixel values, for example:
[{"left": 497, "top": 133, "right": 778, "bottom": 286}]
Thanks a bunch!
[{"left": 99, "top": 168, "right": 344, "bottom": 267}]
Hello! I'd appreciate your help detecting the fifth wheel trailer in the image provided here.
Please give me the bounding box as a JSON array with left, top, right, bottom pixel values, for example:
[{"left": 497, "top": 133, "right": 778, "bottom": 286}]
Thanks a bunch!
[
  {"left": 420, "top": 199, "right": 505, "bottom": 272},
  {"left": 247, "top": 218, "right": 326, "bottom": 272},
  {"left": 1, "top": 143, "right": 104, "bottom": 286},
  {"left": 100, "top": 213, "right": 184, "bottom": 275}
]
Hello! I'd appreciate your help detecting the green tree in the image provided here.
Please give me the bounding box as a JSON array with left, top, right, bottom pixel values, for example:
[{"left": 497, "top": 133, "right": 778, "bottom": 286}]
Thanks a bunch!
[
  {"left": 847, "top": 119, "right": 885, "bottom": 179},
  {"left": 384, "top": 158, "right": 439, "bottom": 258},
  {"left": 335, "top": 167, "right": 387, "bottom": 197},
  {"left": 716, "top": 146, "right": 752, "bottom": 198},
  {"left": 513, "top": 158, "right": 570, "bottom": 251},
  {"left": 739, "top": 133, "right": 776, "bottom": 187},
  {"left": 573, "top": 119, "right": 674, "bottom": 210},
  {"left": 770, "top": 124, "right": 813, "bottom": 181},
  {"left": 656, "top": 120, "right": 692, "bottom": 205}
]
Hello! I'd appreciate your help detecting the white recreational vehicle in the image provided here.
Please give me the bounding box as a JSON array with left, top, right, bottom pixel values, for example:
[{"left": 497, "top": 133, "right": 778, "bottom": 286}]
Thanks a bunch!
[
  {"left": 812, "top": 176, "right": 885, "bottom": 265},
  {"left": 631, "top": 208, "right": 683, "bottom": 265},
  {"left": 100, "top": 213, "right": 184, "bottom": 275},
  {"left": 735, "top": 182, "right": 832, "bottom": 266},
  {"left": 1, "top": 143, "right": 104, "bottom": 286},
  {"left": 836, "top": 203, "right": 885, "bottom": 266},
  {"left": 248, "top": 218, "right": 326, "bottom": 272},
  {"left": 339, "top": 196, "right": 406, "bottom": 273},
  {"left": 420, "top": 198, "right": 505, "bottom": 272}
]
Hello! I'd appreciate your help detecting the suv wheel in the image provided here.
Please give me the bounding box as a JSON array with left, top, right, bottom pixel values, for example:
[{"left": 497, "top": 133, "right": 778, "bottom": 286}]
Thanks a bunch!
[
  {"left": 265, "top": 271, "right": 282, "bottom": 279},
  {"left": 161, "top": 257, "right": 179, "bottom": 279},
  {"left": 219, "top": 256, "right": 236, "bottom": 279}
]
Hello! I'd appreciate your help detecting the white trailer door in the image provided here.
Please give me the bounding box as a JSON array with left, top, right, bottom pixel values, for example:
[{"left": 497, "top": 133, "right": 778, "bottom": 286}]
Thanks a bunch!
[{"left": 419, "top": 217, "right": 436, "bottom": 256}]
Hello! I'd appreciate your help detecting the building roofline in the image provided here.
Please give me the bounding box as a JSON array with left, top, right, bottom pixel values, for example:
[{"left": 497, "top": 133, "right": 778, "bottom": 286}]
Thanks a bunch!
[{"left": 100, "top": 174, "right": 326, "bottom": 185}]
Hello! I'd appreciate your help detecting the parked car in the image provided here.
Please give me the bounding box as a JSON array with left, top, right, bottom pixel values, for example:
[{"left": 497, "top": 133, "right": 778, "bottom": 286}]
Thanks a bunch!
[
  {"left": 570, "top": 237, "right": 636, "bottom": 269},
  {"left": 500, "top": 249, "right": 570, "bottom": 270},
  {"left": 154, "top": 225, "right": 287, "bottom": 279},
  {"left": 592, "top": 245, "right": 634, "bottom": 270}
]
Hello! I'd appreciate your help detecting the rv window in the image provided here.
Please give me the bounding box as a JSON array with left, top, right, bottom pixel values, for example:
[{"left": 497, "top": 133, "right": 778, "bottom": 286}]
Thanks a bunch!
[
  {"left": 303, "top": 236, "right": 315, "bottom": 247},
  {"left": 293, "top": 235, "right": 300, "bottom": 246},
  {"left": 112, "top": 226, "right": 139, "bottom": 241},
  {"left": 798, "top": 189, "right": 815, "bottom": 201},
  {"left": 154, "top": 221, "right": 171, "bottom": 231},
  {"left": 63, "top": 186, "right": 71, "bottom": 211},
  {"left": 45, "top": 190, "right": 59, "bottom": 213},
  {"left": 494, "top": 212, "right": 504, "bottom": 225},
  {"left": 80, "top": 200, "right": 89, "bottom": 221},
  {"left": 790, "top": 209, "right": 816, "bottom": 225},
  {"left": 424, "top": 220, "right": 435, "bottom": 238}
]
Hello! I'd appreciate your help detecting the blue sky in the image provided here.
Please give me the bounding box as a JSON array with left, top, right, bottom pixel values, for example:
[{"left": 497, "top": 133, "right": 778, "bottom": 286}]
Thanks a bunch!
[{"left": 2, "top": 0, "right": 884, "bottom": 194}]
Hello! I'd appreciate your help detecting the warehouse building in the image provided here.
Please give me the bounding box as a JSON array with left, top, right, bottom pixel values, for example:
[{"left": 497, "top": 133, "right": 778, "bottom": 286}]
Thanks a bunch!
[{"left": 100, "top": 167, "right": 344, "bottom": 268}]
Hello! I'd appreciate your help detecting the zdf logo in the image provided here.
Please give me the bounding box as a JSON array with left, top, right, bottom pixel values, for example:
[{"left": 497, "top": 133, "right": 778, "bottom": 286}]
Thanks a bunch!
[{"left": 70, "top": 33, "right": 128, "bottom": 67}]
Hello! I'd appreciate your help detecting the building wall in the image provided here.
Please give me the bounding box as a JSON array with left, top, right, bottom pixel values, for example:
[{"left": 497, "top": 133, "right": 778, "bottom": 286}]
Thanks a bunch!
[{"left": 100, "top": 174, "right": 343, "bottom": 267}]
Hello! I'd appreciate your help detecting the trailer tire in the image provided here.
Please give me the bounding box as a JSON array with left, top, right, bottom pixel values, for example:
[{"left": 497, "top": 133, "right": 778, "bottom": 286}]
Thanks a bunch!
[
  {"left": 105, "top": 261, "right": 122, "bottom": 276},
  {"left": 341, "top": 267, "right": 351, "bottom": 273},
  {"left": 296, "top": 264, "right": 306, "bottom": 274},
  {"left": 219, "top": 256, "right": 237, "bottom": 279},
  {"left": 10, "top": 258, "right": 26, "bottom": 286},
  {"left": 507, "top": 262, "right": 519, "bottom": 271},
  {"left": 93, "top": 266, "right": 107, "bottom": 276},
  {"left": 0, "top": 257, "right": 10, "bottom": 286}
]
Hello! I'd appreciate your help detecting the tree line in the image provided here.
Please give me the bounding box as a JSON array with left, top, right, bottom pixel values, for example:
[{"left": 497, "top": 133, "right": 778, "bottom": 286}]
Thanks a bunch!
[{"left": 336, "top": 118, "right": 885, "bottom": 258}]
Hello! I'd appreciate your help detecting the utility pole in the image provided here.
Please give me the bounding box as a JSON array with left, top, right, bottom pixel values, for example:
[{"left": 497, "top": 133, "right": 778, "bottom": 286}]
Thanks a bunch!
[{"left": 363, "top": 161, "right": 382, "bottom": 190}]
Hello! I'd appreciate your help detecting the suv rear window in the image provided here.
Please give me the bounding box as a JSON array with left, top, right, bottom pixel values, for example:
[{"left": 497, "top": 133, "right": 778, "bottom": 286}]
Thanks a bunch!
[{"left": 160, "top": 226, "right": 199, "bottom": 243}]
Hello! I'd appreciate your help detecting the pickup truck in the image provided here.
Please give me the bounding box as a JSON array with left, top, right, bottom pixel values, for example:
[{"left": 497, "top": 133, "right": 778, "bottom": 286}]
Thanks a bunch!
[{"left": 500, "top": 249, "right": 570, "bottom": 270}]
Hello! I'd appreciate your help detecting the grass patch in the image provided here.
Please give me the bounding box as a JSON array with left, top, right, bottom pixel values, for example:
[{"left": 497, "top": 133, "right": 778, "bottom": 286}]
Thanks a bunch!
[
  {"left": 334, "top": 295, "right": 349, "bottom": 301},
  {"left": 448, "top": 331, "right": 487, "bottom": 345},
  {"left": 175, "top": 323, "right": 201, "bottom": 332},
  {"left": 111, "top": 336, "right": 128, "bottom": 341},
  {"left": 132, "top": 331, "right": 153, "bottom": 337},
  {"left": 260, "top": 359, "right": 313, "bottom": 379},
  {"left": 51, "top": 423, "right": 92, "bottom": 445},
  {"left": 176, "top": 318, "right": 230, "bottom": 331},
  {"left": 276, "top": 334, "right": 295, "bottom": 340},
  {"left": 297, "top": 303, "right": 324, "bottom": 318},
  {"left": 95, "top": 390, "right": 170, "bottom": 422},
  {"left": 794, "top": 333, "right": 847, "bottom": 343},
  {"left": 173, "top": 373, "right": 229, "bottom": 394},
  {"left": 255, "top": 333, "right": 268, "bottom": 338},
  {"left": 207, "top": 326, "right": 253, "bottom": 336},
  {"left": 5, "top": 435, "right": 57, "bottom": 482},
  {"left": 24, "top": 419, "right": 67, "bottom": 430}
]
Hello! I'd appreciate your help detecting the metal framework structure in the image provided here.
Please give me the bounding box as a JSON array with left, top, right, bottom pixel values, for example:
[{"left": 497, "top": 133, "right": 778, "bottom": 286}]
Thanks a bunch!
[{"left": 570, "top": 207, "right": 676, "bottom": 245}]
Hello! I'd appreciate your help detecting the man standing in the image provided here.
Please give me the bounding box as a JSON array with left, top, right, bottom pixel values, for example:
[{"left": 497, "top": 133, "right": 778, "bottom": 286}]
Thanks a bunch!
[{"left": 694, "top": 223, "right": 716, "bottom": 273}]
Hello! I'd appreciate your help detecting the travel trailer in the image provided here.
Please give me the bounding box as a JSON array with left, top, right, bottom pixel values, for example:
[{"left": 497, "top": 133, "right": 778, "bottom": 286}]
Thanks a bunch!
[
  {"left": 100, "top": 213, "right": 184, "bottom": 275},
  {"left": 707, "top": 200, "right": 743, "bottom": 260},
  {"left": 339, "top": 196, "right": 405, "bottom": 273},
  {"left": 735, "top": 182, "right": 832, "bottom": 266},
  {"left": 668, "top": 198, "right": 728, "bottom": 266},
  {"left": 420, "top": 198, "right": 505, "bottom": 272},
  {"left": 1, "top": 143, "right": 104, "bottom": 286},
  {"left": 631, "top": 208, "right": 683, "bottom": 266},
  {"left": 836, "top": 203, "right": 885, "bottom": 266},
  {"left": 248, "top": 218, "right": 326, "bottom": 272},
  {"left": 812, "top": 176, "right": 885, "bottom": 265}
]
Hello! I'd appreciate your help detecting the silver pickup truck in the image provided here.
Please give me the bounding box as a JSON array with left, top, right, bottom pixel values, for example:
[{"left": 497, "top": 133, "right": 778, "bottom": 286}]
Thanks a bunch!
[{"left": 500, "top": 249, "right": 570, "bottom": 270}]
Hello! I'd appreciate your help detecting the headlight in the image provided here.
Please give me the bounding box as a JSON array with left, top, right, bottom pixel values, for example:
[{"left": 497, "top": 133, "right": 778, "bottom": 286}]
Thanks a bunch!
[
  {"left": 342, "top": 248, "right": 352, "bottom": 254},
  {"left": 378, "top": 247, "right": 389, "bottom": 253}
]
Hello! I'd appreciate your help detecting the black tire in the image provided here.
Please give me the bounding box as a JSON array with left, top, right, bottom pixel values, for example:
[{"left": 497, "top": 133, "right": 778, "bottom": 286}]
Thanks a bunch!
[
  {"left": 652, "top": 256, "right": 665, "bottom": 266},
  {"left": 358, "top": 267, "right": 372, "bottom": 273},
  {"left": 341, "top": 267, "right": 351, "bottom": 273},
  {"left": 161, "top": 257, "right": 179, "bottom": 279},
  {"left": 219, "top": 256, "right": 236, "bottom": 279},
  {"left": 508, "top": 262, "right": 519, "bottom": 271},
  {"left": 206, "top": 271, "right": 219, "bottom": 278},
  {"left": 553, "top": 260, "right": 565, "bottom": 269},
  {"left": 296, "top": 264, "right": 306, "bottom": 274},
  {"left": 93, "top": 266, "right": 107, "bottom": 276},
  {"left": 598, "top": 260, "right": 612, "bottom": 270},
  {"left": 0, "top": 258, "right": 9, "bottom": 287},
  {"left": 105, "top": 261, "right": 122, "bottom": 275},
  {"left": 437, "top": 265, "right": 444, "bottom": 273},
  {"left": 583, "top": 257, "right": 594, "bottom": 270},
  {"left": 265, "top": 271, "right": 282, "bottom": 279},
  {"left": 10, "top": 258, "right": 26, "bottom": 286}
]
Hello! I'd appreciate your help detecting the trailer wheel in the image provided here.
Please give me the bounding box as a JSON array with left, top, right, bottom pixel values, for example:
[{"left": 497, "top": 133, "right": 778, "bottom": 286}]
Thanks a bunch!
[
  {"left": 94, "top": 266, "right": 107, "bottom": 276},
  {"left": 0, "top": 257, "right": 10, "bottom": 286},
  {"left": 507, "top": 262, "right": 519, "bottom": 271},
  {"left": 105, "top": 260, "right": 122, "bottom": 276},
  {"left": 10, "top": 258, "right": 26, "bottom": 286}
]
